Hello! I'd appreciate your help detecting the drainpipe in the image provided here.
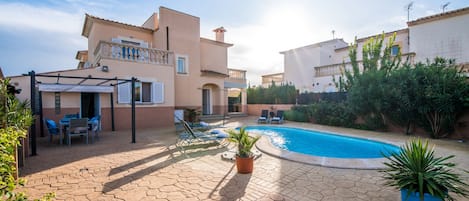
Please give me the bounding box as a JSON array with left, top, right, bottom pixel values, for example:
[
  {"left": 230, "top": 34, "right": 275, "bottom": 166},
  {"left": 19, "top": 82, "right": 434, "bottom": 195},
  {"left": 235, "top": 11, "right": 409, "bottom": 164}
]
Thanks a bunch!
[{"left": 166, "top": 26, "right": 169, "bottom": 51}]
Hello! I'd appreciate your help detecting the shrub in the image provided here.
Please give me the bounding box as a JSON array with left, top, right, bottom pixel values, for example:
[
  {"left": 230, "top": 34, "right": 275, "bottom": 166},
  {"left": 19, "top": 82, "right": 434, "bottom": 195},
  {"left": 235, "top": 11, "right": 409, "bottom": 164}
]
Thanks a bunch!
[
  {"left": 310, "top": 101, "right": 356, "bottom": 127},
  {"left": 247, "top": 82, "right": 296, "bottom": 104},
  {"left": 0, "top": 79, "right": 54, "bottom": 201},
  {"left": 284, "top": 106, "right": 309, "bottom": 122}
]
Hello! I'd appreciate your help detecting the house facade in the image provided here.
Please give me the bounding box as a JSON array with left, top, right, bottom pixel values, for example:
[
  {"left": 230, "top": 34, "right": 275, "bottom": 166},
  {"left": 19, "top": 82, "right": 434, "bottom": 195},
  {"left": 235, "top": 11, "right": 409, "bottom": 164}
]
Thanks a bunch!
[
  {"left": 9, "top": 7, "right": 247, "bottom": 131},
  {"left": 276, "top": 6, "right": 469, "bottom": 93}
]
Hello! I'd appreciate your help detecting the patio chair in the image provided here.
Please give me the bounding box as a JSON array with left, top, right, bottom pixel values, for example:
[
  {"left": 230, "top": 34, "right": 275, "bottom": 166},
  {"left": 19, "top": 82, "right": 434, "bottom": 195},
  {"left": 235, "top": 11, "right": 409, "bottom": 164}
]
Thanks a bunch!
[
  {"left": 67, "top": 118, "right": 89, "bottom": 146},
  {"left": 45, "top": 119, "right": 62, "bottom": 144},
  {"left": 271, "top": 110, "right": 284, "bottom": 124},
  {"left": 257, "top": 110, "right": 269, "bottom": 123},
  {"left": 177, "top": 119, "right": 227, "bottom": 153}
]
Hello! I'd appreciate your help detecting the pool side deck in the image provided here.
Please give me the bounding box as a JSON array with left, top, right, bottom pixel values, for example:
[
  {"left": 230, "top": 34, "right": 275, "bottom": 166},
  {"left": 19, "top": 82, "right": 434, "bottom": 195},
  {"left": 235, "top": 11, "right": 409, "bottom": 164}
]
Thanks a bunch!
[{"left": 18, "top": 116, "right": 469, "bottom": 201}]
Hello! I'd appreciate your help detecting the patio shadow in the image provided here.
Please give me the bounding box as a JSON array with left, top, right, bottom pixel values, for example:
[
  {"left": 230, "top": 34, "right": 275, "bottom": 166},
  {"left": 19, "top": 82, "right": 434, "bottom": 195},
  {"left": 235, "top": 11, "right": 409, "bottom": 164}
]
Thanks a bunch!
[
  {"left": 102, "top": 143, "right": 226, "bottom": 193},
  {"left": 219, "top": 172, "right": 252, "bottom": 200}
]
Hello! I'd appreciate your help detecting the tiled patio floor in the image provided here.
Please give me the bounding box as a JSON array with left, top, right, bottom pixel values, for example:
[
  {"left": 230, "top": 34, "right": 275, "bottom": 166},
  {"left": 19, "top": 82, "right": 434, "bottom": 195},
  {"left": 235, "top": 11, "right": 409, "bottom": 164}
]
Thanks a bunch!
[{"left": 18, "top": 117, "right": 469, "bottom": 201}]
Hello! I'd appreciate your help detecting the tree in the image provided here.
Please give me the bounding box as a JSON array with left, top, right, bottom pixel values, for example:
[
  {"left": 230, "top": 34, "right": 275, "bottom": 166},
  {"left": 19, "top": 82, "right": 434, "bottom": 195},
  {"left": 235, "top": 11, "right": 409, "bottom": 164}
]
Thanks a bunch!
[
  {"left": 385, "top": 64, "right": 419, "bottom": 134},
  {"left": 413, "top": 58, "right": 469, "bottom": 138},
  {"left": 338, "top": 32, "right": 404, "bottom": 130}
]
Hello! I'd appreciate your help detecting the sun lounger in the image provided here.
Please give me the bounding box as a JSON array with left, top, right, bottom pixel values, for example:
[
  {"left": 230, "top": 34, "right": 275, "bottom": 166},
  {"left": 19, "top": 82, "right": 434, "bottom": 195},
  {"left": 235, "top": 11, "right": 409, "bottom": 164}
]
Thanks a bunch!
[
  {"left": 257, "top": 109, "right": 269, "bottom": 123},
  {"left": 177, "top": 119, "right": 228, "bottom": 153},
  {"left": 271, "top": 110, "right": 284, "bottom": 124}
]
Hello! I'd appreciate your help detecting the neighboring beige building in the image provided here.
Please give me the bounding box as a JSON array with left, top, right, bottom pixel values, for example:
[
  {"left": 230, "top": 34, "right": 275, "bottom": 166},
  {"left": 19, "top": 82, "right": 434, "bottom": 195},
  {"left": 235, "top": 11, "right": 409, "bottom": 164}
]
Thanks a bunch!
[
  {"left": 9, "top": 7, "right": 247, "bottom": 131},
  {"left": 277, "top": 6, "right": 469, "bottom": 93}
]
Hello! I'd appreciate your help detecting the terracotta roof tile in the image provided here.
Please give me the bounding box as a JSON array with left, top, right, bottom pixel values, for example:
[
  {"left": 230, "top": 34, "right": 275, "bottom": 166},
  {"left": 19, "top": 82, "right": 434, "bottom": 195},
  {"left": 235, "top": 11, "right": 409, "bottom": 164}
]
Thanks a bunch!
[{"left": 408, "top": 6, "right": 469, "bottom": 26}]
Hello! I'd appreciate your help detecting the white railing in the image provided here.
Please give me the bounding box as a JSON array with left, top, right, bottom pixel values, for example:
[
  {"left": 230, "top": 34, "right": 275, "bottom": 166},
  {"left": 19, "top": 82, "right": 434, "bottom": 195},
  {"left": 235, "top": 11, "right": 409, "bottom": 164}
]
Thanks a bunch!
[
  {"left": 314, "top": 53, "right": 416, "bottom": 77},
  {"left": 262, "top": 74, "right": 284, "bottom": 85},
  {"left": 228, "top": 69, "right": 246, "bottom": 80},
  {"left": 315, "top": 63, "right": 356, "bottom": 77},
  {"left": 94, "top": 41, "right": 173, "bottom": 65}
]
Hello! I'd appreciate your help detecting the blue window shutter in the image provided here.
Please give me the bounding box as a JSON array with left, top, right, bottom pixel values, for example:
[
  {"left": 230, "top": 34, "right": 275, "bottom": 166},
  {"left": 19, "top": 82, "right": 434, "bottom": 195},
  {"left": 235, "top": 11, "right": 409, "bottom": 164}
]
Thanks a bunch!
[
  {"left": 117, "top": 82, "right": 131, "bottom": 104},
  {"left": 152, "top": 82, "right": 164, "bottom": 104}
]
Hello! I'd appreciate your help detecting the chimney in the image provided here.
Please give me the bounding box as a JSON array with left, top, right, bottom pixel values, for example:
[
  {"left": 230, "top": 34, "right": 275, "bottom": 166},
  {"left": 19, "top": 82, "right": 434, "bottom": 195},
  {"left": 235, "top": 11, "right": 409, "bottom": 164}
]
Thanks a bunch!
[{"left": 213, "top": 27, "right": 226, "bottom": 42}]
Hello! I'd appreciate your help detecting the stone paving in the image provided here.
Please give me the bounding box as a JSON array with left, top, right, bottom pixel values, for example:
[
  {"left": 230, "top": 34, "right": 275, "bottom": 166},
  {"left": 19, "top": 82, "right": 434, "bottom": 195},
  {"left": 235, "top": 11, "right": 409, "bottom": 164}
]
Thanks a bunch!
[{"left": 18, "top": 117, "right": 469, "bottom": 201}]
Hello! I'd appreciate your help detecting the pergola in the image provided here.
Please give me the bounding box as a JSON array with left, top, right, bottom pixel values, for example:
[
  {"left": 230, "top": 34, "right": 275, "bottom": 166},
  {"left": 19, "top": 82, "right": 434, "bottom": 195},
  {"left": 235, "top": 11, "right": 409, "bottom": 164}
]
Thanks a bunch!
[{"left": 24, "top": 71, "right": 139, "bottom": 156}]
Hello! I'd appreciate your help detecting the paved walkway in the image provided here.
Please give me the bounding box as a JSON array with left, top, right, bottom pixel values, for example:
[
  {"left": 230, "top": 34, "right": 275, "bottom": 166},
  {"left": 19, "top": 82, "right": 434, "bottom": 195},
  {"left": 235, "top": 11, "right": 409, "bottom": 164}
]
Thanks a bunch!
[{"left": 18, "top": 117, "right": 469, "bottom": 201}]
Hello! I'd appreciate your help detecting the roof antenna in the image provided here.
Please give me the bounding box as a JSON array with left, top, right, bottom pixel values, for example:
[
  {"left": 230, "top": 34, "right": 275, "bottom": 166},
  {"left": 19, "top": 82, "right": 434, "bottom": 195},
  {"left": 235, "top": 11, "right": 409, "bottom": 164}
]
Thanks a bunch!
[
  {"left": 405, "top": 2, "right": 414, "bottom": 22},
  {"left": 332, "top": 30, "right": 335, "bottom": 39},
  {"left": 442, "top": 2, "right": 450, "bottom": 12}
]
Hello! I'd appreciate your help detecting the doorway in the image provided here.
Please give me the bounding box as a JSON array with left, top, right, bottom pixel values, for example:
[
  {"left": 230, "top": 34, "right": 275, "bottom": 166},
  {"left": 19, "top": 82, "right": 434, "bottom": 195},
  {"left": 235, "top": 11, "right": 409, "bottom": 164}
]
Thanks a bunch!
[
  {"left": 202, "top": 89, "right": 211, "bottom": 115},
  {"left": 228, "top": 88, "right": 241, "bottom": 113},
  {"left": 81, "top": 93, "right": 100, "bottom": 118}
]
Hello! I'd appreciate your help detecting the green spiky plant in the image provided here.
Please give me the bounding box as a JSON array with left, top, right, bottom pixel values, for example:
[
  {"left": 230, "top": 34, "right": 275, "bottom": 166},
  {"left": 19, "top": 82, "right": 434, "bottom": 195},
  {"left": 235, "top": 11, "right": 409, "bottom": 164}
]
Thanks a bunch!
[
  {"left": 227, "top": 127, "right": 260, "bottom": 158},
  {"left": 381, "top": 138, "right": 468, "bottom": 201}
]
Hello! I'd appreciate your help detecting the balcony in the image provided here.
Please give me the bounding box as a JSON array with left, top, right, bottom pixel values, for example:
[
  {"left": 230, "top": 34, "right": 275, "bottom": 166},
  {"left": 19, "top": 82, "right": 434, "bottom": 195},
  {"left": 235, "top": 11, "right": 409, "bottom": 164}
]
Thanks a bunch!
[
  {"left": 315, "top": 63, "right": 356, "bottom": 77},
  {"left": 225, "top": 68, "right": 247, "bottom": 88},
  {"left": 94, "top": 41, "right": 173, "bottom": 66},
  {"left": 314, "top": 53, "right": 416, "bottom": 77},
  {"left": 262, "top": 73, "right": 284, "bottom": 87},
  {"left": 228, "top": 68, "right": 246, "bottom": 80}
]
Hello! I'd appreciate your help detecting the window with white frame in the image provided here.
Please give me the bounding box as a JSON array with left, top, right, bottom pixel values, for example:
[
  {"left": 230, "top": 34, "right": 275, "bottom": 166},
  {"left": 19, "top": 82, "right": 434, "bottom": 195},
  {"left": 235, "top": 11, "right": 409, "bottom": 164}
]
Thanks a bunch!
[
  {"left": 117, "top": 81, "right": 164, "bottom": 104},
  {"left": 176, "top": 55, "right": 188, "bottom": 74}
]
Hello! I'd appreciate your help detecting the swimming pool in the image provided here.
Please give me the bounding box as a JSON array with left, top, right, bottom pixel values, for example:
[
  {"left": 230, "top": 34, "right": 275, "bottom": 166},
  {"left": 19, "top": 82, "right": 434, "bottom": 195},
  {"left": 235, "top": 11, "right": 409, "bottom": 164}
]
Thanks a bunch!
[{"left": 244, "top": 126, "right": 399, "bottom": 159}]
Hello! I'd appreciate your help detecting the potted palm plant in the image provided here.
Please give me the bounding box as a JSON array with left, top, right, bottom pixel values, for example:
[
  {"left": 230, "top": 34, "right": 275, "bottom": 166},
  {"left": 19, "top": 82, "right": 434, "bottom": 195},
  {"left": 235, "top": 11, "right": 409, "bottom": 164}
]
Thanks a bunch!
[
  {"left": 227, "top": 127, "right": 261, "bottom": 174},
  {"left": 381, "top": 138, "right": 468, "bottom": 201}
]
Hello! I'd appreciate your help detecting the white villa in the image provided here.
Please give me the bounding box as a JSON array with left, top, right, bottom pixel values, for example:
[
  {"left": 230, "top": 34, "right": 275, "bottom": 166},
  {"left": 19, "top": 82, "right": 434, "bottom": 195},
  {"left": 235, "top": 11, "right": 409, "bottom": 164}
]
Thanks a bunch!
[{"left": 266, "top": 6, "right": 469, "bottom": 93}]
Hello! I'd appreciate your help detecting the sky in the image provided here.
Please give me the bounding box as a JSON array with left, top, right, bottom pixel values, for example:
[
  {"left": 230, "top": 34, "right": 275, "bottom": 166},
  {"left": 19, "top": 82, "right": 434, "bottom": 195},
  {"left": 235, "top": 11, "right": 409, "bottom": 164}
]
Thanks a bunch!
[{"left": 1, "top": 0, "right": 468, "bottom": 84}]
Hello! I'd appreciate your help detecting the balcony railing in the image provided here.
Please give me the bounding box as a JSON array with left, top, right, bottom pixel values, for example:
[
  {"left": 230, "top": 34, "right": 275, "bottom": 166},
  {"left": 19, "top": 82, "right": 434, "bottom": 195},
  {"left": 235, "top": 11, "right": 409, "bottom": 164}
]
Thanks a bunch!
[
  {"left": 94, "top": 41, "right": 173, "bottom": 65},
  {"left": 262, "top": 73, "right": 284, "bottom": 85},
  {"left": 228, "top": 69, "right": 246, "bottom": 80},
  {"left": 314, "top": 53, "right": 416, "bottom": 77}
]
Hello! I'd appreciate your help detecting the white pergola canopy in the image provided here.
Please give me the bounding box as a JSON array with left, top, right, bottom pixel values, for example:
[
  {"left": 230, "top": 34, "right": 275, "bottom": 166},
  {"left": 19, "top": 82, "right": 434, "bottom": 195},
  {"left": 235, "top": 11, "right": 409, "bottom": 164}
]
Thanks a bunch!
[{"left": 38, "top": 84, "right": 114, "bottom": 93}]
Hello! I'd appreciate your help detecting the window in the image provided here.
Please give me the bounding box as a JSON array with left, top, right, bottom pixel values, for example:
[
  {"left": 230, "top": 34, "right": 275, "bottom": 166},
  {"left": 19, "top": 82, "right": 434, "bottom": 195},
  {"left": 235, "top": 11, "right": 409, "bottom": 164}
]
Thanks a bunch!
[
  {"left": 391, "top": 45, "right": 400, "bottom": 56},
  {"left": 118, "top": 81, "right": 164, "bottom": 104},
  {"left": 176, "top": 55, "right": 188, "bottom": 74}
]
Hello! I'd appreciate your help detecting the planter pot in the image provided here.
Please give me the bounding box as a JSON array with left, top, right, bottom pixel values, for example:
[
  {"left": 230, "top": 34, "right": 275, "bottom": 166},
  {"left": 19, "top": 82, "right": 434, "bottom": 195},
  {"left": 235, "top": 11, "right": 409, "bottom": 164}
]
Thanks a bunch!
[
  {"left": 236, "top": 156, "right": 254, "bottom": 174},
  {"left": 401, "top": 189, "right": 443, "bottom": 201}
]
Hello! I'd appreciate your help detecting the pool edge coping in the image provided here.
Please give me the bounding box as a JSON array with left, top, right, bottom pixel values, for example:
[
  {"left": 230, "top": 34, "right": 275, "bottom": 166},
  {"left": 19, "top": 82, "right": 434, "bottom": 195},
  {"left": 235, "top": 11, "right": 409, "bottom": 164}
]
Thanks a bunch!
[{"left": 253, "top": 126, "right": 402, "bottom": 170}]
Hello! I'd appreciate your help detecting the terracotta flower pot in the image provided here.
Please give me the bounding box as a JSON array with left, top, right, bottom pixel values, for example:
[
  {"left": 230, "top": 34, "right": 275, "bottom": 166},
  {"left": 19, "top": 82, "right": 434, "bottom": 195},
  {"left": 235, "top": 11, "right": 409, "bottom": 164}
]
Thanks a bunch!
[{"left": 236, "top": 156, "right": 254, "bottom": 174}]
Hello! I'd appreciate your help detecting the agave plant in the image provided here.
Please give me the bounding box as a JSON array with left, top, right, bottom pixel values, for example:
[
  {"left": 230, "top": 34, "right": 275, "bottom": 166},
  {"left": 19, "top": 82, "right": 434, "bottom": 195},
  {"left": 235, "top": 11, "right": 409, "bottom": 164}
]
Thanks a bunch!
[
  {"left": 381, "top": 138, "right": 468, "bottom": 201},
  {"left": 227, "top": 127, "right": 260, "bottom": 158}
]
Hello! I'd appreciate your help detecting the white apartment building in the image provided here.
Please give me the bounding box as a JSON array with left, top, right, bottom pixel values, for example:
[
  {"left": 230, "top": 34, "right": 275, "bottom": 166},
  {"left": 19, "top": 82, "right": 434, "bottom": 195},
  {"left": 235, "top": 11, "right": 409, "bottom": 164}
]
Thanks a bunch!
[{"left": 275, "top": 6, "right": 469, "bottom": 93}]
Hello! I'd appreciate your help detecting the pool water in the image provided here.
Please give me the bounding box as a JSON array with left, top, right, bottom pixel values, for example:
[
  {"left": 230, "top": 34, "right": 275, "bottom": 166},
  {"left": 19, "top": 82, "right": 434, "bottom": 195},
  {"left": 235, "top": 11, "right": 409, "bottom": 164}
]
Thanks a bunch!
[{"left": 244, "top": 126, "right": 399, "bottom": 159}]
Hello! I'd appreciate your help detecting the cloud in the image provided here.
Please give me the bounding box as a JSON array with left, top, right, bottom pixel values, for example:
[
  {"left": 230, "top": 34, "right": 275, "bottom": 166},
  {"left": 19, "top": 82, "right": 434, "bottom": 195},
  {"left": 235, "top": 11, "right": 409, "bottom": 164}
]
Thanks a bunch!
[
  {"left": 222, "top": 3, "right": 330, "bottom": 84},
  {"left": 0, "top": 2, "right": 87, "bottom": 76},
  {"left": 0, "top": 2, "right": 83, "bottom": 34}
]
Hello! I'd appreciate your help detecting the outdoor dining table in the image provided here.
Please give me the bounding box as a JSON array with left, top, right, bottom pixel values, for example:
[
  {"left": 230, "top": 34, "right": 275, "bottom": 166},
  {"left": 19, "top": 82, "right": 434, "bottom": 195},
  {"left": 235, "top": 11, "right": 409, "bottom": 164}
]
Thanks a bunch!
[{"left": 59, "top": 118, "right": 94, "bottom": 145}]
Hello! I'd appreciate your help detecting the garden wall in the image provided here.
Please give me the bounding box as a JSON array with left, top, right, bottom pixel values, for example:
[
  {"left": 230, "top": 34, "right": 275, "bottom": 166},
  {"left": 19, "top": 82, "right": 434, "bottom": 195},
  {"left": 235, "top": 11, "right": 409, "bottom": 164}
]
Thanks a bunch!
[{"left": 247, "top": 104, "right": 294, "bottom": 116}]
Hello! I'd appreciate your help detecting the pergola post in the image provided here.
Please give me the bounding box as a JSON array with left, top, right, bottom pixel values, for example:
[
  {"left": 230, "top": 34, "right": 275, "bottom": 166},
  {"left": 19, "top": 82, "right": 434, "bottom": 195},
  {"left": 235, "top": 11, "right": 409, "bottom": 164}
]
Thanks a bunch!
[
  {"left": 29, "top": 71, "right": 37, "bottom": 156},
  {"left": 39, "top": 91, "right": 44, "bottom": 137},
  {"left": 110, "top": 92, "right": 115, "bottom": 131},
  {"left": 131, "top": 77, "right": 136, "bottom": 143}
]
